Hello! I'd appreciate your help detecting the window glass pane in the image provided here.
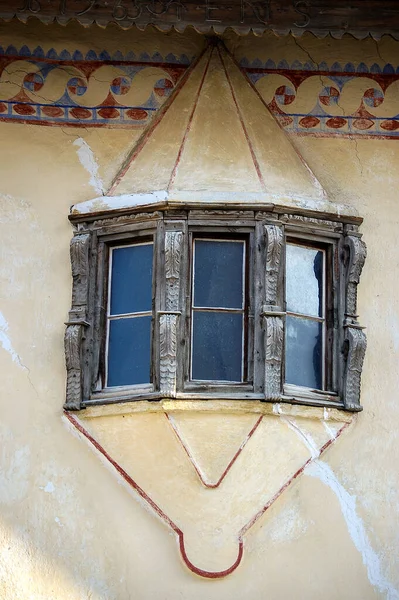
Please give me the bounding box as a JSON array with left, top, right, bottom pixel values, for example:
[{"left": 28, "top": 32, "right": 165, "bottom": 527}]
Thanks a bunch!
[
  {"left": 286, "top": 244, "right": 323, "bottom": 317},
  {"left": 194, "top": 240, "right": 244, "bottom": 309},
  {"left": 110, "top": 244, "right": 153, "bottom": 315},
  {"left": 107, "top": 316, "right": 151, "bottom": 386},
  {"left": 192, "top": 312, "right": 243, "bottom": 381},
  {"left": 285, "top": 315, "right": 323, "bottom": 389}
]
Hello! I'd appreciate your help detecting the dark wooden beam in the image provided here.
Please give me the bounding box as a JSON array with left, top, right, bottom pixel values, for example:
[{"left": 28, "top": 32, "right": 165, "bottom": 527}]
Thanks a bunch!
[{"left": 1, "top": 0, "right": 399, "bottom": 38}]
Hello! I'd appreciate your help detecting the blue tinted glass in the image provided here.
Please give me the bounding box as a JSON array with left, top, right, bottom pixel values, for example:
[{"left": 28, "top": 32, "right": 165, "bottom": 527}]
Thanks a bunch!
[
  {"left": 285, "top": 315, "right": 323, "bottom": 389},
  {"left": 107, "top": 316, "right": 151, "bottom": 386},
  {"left": 286, "top": 244, "right": 323, "bottom": 317},
  {"left": 194, "top": 240, "right": 244, "bottom": 309},
  {"left": 110, "top": 244, "right": 153, "bottom": 315},
  {"left": 192, "top": 311, "right": 243, "bottom": 381}
]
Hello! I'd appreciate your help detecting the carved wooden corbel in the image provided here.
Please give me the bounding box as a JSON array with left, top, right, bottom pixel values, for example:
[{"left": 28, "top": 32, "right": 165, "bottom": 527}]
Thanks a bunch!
[
  {"left": 343, "top": 232, "right": 367, "bottom": 410},
  {"left": 262, "top": 224, "right": 284, "bottom": 400},
  {"left": 264, "top": 224, "right": 283, "bottom": 305},
  {"left": 345, "top": 234, "right": 367, "bottom": 319},
  {"left": 64, "top": 324, "right": 84, "bottom": 410},
  {"left": 159, "top": 231, "right": 183, "bottom": 397},
  {"left": 159, "top": 313, "right": 178, "bottom": 397},
  {"left": 262, "top": 307, "right": 285, "bottom": 401},
  {"left": 165, "top": 231, "right": 183, "bottom": 312},
  {"left": 343, "top": 324, "right": 367, "bottom": 411},
  {"left": 64, "top": 233, "right": 90, "bottom": 410}
]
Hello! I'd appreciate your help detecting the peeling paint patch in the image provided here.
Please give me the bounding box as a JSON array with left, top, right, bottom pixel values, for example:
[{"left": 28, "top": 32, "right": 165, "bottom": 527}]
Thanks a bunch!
[
  {"left": 322, "top": 420, "right": 337, "bottom": 440},
  {"left": 0, "top": 424, "right": 30, "bottom": 504},
  {"left": 389, "top": 309, "right": 399, "bottom": 353},
  {"left": 73, "top": 138, "right": 104, "bottom": 196},
  {"left": 0, "top": 311, "right": 22, "bottom": 367},
  {"left": 281, "top": 416, "right": 320, "bottom": 459},
  {"left": 306, "top": 460, "right": 399, "bottom": 600},
  {"left": 268, "top": 504, "right": 308, "bottom": 544},
  {"left": 43, "top": 481, "right": 55, "bottom": 494}
]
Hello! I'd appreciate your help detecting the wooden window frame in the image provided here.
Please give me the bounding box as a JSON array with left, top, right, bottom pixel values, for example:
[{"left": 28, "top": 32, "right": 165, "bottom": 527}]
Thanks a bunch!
[
  {"left": 184, "top": 229, "right": 254, "bottom": 395},
  {"left": 64, "top": 206, "right": 366, "bottom": 412},
  {"left": 104, "top": 238, "right": 156, "bottom": 391},
  {"left": 283, "top": 236, "right": 335, "bottom": 401}
]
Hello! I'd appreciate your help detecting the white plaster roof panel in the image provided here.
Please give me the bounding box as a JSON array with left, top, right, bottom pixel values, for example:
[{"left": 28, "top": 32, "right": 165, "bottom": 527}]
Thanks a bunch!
[{"left": 103, "top": 43, "right": 328, "bottom": 209}]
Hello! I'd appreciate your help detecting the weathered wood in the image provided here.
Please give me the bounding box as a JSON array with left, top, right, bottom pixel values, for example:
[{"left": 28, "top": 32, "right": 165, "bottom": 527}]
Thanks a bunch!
[
  {"left": 159, "top": 313, "right": 179, "bottom": 397},
  {"left": 264, "top": 224, "right": 283, "bottom": 306},
  {"left": 64, "top": 206, "right": 367, "bottom": 411},
  {"left": 262, "top": 223, "right": 285, "bottom": 401},
  {"left": 341, "top": 231, "right": 367, "bottom": 411},
  {"left": 68, "top": 233, "right": 90, "bottom": 321},
  {"left": 64, "top": 324, "right": 83, "bottom": 410},
  {"left": 64, "top": 233, "right": 90, "bottom": 410},
  {"left": 262, "top": 310, "right": 284, "bottom": 401},
  {"left": 280, "top": 213, "right": 343, "bottom": 233},
  {"left": 345, "top": 233, "right": 367, "bottom": 319},
  {"left": 2, "top": 0, "right": 398, "bottom": 38},
  {"left": 343, "top": 325, "right": 367, "bottom": 412},
  {"left": 159, "top": 229, "right": 183, "bottom": 397}
]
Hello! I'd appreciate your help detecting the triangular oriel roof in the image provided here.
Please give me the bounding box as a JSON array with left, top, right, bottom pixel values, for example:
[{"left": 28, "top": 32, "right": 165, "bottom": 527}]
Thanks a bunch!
[{"left": 109, "top": 41, "right": 327, "bottom": 208}]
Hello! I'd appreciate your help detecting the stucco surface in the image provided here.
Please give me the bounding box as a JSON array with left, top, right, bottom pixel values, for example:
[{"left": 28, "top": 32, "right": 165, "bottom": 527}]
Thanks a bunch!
[{"left": 0, "top": 20, "right": 398, "bottom": 600}]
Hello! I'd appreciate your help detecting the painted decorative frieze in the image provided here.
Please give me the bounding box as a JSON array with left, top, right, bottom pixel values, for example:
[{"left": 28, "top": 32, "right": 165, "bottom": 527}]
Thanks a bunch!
[
  {"left": 0, "top": 45, "right": 193, "bottom": 127},
  {"left": 1, "top": 42, "right": 398, "bottom": 138},
  {"left": 242, "top": 59, "right": 399, "bottom": 138}
]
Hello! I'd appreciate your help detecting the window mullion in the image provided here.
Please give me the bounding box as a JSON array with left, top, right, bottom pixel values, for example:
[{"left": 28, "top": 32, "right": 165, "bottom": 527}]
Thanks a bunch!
[
  {"left": 261, "top": 222, "right": 285, "bottom": 401},
  {"left": 158, "top": 222, "right": 185, "bottom": 398},
  {"left": 253, "top": 222, "right": 265, "bottom": 394}
]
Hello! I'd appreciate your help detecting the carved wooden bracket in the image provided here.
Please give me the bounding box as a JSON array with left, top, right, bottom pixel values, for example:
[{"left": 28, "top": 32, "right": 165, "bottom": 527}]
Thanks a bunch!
[
  {"left": 159, "top": 313, "right": 179, "bottom": 397},
  {"left": 64, "top": 324, "right": 84, "bottom": 410},
  {"left": 64, "top": 233, "right": 90, "bottom": 410},
  {"left": 343, "top": 232, "right": 367, "bottom": 410},
  {"left": 262, "top": 224, "right": 284, "bottom": 400},
  {"left": 343, "top": 325, "right": 367, "bottom": 411},
  {"left": 159, "top": 231, "right": 183, "bottom": 397},
  {"left": 165, "top": 231, "right": 183, "bottom": 312},
  {"left": 69, "top": 233, "right": 90, "bottom": 322},
  {"left": 264, "top": 224, "right": 283, "bottom": 305},
  {"left": 345, "top": 234, "right": 367, "bottom": 320},
  {"left": 262, "top": 308, "right": 284, "bottom": 401}
]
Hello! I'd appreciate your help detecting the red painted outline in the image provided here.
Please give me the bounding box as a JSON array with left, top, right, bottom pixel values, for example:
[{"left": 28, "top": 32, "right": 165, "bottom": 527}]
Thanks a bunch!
[
  {"left": 107, "top": 47, "right": 209, "bottom": 195},
  {"left": 64, "top": 410, "right": 242, "bottom": 578},
  {"left": 217, "top": 45, "right": 266, "bottom": 193},
  {"left": 239, "top": 420, "right": 350, "bottom": 536},
  {"left": 166, "top": 413, "right": 263, "bottom": 488},
  {"left": 64, "top": 410, "right": 350, "bottom": 579},
  {"left": 166, "top": 46, "right": 213, "bottom": 191},
  {"left": 291, "top": 131, "right": 399, "bottom": 141},
  {"left": 224, "top": 43, "right": 330, "bottom": 196}
]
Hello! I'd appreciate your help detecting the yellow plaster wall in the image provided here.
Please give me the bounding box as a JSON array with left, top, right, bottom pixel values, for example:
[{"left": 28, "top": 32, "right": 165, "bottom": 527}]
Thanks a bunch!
[{"left": 0, "top": 21, "right": 398, "bottom": 599}]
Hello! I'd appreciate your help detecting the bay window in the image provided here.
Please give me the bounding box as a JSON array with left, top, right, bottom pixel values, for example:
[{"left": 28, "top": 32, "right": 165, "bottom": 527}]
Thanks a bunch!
[{"left": 64, "top": 206, "right": 366, "bottom": 412}]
